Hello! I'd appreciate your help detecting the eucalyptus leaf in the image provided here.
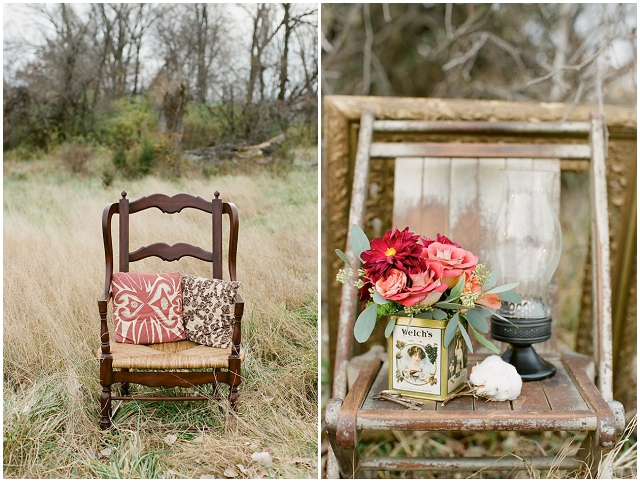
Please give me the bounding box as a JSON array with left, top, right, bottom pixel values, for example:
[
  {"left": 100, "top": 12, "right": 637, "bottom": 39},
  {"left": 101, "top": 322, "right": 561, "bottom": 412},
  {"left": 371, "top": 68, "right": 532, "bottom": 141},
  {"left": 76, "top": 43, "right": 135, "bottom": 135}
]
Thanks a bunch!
[
  {"left": 353, "top": 304, "right": 378, "bottom": 343},
  {"left": 445, "top": 274, "right": 466, "bottom": 302},
  {"left": 458, "top": 321, "right": 474, "bottom": 354},
  {"left": 350, "top": 224, "right": 371, "bottom": 260},
  {"left": 430, "top": 308, "right": 448, "bottom": 320},
  {"left": 413, "top": 311, "right": 434, "bottom": 319},
  {"left": 372, "top": 290, "right": 390, "bottom": 305},
  {"left": 335, "top": 249, "right": 352, "bottom": 268},
  {"left": 435, "top": 302, "right": 463, "bottom": 310},
  {"left": 464, "top": 308, "right": 490, "bottom": 333},
  {"left": 486, "top": 282, "right": 520, "bottom": 294},
  {"left": 384, "top": 317, "right": 397, "bottom": 338},
  {"left": 469, "top": 325, "right": 499, "bottom": 354},
  {"left": 498, "top": 290, "right": 522, "bottom": 303},
  {"left": 474, "top": 304, "right": 509, "bottom": 323},
  {"left": 482, "top": 271, "right": 497, "bottom": 290},
  {"left": 444, "top": 313, "right": 459, "bottom": 347}
]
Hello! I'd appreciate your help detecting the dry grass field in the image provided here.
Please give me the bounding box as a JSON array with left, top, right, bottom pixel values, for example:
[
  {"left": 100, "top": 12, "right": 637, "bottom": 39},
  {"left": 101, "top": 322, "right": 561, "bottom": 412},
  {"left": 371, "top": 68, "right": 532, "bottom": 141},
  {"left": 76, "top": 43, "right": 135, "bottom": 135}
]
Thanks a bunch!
[{"left": 3, "top": 155, "right": 319, "bottom": 478}]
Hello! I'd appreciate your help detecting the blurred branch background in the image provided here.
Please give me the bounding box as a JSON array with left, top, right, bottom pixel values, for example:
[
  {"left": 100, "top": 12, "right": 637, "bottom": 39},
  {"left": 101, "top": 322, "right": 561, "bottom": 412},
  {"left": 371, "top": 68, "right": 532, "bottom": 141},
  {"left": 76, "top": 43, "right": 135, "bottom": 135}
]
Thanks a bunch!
[{"left": 322, "top": 3, "right": 635, "bottom": 107}]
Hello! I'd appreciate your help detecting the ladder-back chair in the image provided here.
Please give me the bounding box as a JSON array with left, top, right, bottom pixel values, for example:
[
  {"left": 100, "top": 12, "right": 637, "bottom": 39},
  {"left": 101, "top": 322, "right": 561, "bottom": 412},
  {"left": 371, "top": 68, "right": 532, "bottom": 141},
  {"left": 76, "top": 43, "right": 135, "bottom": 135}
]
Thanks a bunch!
[
  {"left": 98, "top": 191, "right": 243, "bottom": 429},
  {"left": 325, "top": 109, "right": 626, "bottom": 477}
]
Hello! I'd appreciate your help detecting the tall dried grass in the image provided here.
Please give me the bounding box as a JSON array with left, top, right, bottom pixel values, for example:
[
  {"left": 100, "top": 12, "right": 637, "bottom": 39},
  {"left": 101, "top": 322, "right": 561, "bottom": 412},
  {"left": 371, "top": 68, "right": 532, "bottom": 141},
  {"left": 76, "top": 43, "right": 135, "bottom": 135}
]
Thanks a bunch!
[{"left": 3, "top": 161, "right": 318, "bottom": 478}]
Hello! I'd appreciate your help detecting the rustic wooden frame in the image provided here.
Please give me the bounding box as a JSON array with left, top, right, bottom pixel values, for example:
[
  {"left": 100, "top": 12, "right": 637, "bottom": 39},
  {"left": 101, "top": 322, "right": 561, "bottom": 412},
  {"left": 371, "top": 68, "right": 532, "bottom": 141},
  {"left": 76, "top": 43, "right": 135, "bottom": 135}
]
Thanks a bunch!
[
  {"left": 323, "top": 96, "right": 629, "bottom": 478},
  {"left": 98, "top": 191, "right": 243, "bottom": 430}
]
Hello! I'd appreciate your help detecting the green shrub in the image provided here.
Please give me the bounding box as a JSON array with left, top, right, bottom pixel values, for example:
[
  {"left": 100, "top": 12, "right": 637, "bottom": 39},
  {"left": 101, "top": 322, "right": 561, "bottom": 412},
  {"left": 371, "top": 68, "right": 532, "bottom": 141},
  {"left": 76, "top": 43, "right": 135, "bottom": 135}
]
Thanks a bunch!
[
  {"left": 112, "top": 149, "right": 127, "bottom": 171},
  {"left": 98, "top": 97, "right": 157, "bottom": 149},
  {"left": 137, "top": 140, "right": 155, "bottom": 176}
]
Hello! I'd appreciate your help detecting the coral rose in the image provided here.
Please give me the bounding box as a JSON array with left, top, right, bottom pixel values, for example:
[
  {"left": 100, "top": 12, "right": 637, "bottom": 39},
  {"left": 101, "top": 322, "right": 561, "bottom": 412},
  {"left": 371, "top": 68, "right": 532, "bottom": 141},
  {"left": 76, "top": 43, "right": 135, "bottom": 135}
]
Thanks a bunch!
[
  {"left": 465, "top": 275, "right": 501, "bottom": 310},
  {"left": 375, "top": 269, "right": 407, "bottom": 300},
  {"left": 423, "top": 241, "right": 478, "bottom": 288},
  {"left": 375, "top": 262, "right": 446, "bottom": 307}
]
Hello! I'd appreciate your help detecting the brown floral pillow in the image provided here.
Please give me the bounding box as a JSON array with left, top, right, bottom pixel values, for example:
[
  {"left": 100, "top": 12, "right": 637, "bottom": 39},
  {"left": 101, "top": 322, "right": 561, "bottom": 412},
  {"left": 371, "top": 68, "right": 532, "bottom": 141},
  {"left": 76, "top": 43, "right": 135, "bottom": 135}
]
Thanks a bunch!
[{"left": 181, "top": 275, "right": 240, "bottom": 348}]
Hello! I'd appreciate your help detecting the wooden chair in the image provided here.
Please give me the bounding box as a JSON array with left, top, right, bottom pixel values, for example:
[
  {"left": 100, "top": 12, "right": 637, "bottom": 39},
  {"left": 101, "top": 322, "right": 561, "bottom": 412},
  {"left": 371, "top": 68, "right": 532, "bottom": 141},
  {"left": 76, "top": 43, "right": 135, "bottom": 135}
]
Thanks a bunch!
[
  {"left": 98, "top": 190, "right": 243, "bottom": 429},
  {"left": 325, "top": 110, "right": 626, "bottom": 477}
]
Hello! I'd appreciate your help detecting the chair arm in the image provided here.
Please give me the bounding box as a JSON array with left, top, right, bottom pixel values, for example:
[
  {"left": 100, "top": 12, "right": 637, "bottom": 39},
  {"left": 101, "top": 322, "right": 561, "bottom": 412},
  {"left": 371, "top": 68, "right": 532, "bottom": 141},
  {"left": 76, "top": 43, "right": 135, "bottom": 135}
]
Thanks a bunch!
[{"left": 335, "top": 356, "right": 382, "bottom": 448}]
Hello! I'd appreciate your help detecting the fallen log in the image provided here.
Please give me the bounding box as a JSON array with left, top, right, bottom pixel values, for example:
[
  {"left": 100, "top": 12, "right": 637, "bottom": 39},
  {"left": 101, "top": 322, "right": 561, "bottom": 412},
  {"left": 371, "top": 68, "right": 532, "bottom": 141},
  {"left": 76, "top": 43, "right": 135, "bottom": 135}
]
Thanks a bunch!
[{"left": 183, "top": 134, "right": 285, "bottom": 165}]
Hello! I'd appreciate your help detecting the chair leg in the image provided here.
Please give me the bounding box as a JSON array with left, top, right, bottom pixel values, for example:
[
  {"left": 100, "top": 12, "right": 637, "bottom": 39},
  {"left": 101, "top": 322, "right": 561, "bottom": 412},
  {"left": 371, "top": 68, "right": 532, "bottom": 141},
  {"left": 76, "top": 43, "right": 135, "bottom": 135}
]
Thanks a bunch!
[
  {"left": 228, "top": 368, "right": 241, "bottom": 411},
  {"left": 228, "top": 383, "right": 239, "bottom": 411},
  {"left": 325, "top": 398, "right": 359, "bottom": 477},
  {"left": 579, "top": 430, "right": 614, "bottom": 477},
  {"left": 120, "top": 368, "right": 130, "bottom": 396},
  {"left": 99, "top": 385, "right": 112, "bottom": 430}
]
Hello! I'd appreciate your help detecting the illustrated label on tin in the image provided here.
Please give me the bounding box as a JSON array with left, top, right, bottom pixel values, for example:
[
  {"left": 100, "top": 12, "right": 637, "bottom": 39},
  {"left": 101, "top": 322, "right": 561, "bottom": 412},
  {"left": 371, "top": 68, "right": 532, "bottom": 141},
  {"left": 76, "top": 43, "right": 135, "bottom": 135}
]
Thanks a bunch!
[
  {"left": 447, "top": 330, "right": 468, "bottom": 393},
  {"left": 391, "top": 324, "right": 441, "bottom": 395}
]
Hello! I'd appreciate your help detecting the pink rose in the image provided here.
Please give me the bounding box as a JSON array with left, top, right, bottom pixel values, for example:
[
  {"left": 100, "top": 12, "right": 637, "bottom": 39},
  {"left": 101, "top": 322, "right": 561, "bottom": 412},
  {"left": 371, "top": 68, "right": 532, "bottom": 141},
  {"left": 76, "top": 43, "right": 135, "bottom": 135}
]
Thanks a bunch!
[
  {"left": 423, "top": 241, "right": 478, "bottom": 288},
  {"left": 399, "top": 260, "right": 447, "bottom": 307},
  {"left": 375, "top": 269, "right": 407, "bottom": 300}
]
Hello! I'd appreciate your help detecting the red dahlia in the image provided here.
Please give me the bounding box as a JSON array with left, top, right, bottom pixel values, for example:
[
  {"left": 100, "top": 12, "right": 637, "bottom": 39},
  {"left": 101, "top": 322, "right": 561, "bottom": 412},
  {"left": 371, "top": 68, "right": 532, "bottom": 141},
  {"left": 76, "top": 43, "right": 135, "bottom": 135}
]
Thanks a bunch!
[{"left": 361, "top": 227, "right": 425, "bottom": 283}]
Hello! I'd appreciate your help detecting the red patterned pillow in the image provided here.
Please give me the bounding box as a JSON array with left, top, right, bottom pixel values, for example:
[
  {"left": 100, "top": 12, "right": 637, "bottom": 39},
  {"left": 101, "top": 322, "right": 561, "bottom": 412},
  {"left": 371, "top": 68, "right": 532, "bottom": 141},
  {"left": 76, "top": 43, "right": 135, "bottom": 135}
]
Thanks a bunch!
[{"left": 111, "top": 272, "right": 186, "bottom": 344}]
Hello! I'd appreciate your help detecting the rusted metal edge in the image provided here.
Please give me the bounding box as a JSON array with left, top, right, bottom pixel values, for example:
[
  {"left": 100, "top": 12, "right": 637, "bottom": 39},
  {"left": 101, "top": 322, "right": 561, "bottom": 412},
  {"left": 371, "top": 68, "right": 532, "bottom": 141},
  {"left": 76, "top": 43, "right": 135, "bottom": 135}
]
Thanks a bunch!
[
  {"left": 372, "top": 120, "right": 592, "bottom": 135},
  {"left": 326, "top": 398, "right": 359, "bottom": 478},
  {"left": 562, "top": 352, "right": 617, "bottom": 447},
  {"left": 332, "top": 109, "right": 375, "bottom": 402},
  {"left": 359, "top": 455, "right": 581, "bottom": 472},
  {"left": 353, "top": 410, "right": 597, "bottom": 433},
  {"left": 336, "top": 357, "right": 382, "bottom": 448},
  {"left": 370, "top": 142, "right": 591, "bottom": 159}
]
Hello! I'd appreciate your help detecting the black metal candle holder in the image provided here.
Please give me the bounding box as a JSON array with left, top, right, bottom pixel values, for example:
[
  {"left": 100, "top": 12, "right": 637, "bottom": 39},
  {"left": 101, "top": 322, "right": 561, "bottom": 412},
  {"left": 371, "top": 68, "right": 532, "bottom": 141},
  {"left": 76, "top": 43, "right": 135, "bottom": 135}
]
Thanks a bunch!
[{"left": 490, "top": 315, "right": 556, "bottom": 381}]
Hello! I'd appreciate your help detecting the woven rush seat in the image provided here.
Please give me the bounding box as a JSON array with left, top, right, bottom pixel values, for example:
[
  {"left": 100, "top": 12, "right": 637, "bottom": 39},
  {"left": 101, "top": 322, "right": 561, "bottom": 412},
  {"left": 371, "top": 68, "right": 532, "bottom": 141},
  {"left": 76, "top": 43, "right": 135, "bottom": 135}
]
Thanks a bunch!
[{"left": 102, "top": 340, "right": 246, "bottom": 369}]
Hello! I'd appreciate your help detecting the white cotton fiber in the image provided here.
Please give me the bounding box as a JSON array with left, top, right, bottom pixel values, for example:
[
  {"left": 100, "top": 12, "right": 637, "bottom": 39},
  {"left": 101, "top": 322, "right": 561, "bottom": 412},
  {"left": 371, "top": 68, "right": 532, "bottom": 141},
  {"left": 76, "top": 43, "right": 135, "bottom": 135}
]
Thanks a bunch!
[{"left": 469, "top": 355, "right": 523, "bottom": 401}]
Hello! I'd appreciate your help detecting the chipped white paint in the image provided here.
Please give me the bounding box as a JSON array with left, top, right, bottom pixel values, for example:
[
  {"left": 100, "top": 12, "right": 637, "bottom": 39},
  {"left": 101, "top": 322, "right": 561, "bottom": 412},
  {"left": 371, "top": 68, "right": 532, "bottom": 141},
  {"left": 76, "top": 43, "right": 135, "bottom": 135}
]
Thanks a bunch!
[
  {"left": 355, "top": 415, "right": 597, "bottom": 433},
  {"left": 360, "top": 455, "right": 581, "bottom": 471},
  {"left": 589, "top": 113, "right": 613, "bottom": 402},
  {"left": 332, "top": 110, "right": 375, "bottom": 401}
]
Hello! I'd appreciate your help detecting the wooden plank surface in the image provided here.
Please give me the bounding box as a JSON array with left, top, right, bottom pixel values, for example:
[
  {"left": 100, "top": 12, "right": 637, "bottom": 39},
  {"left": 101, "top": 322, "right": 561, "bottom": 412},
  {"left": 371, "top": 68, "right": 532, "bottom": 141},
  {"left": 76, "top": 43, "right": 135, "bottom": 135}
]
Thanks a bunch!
[
  {"left": 437, "top": 393, "right": 474, "bottom": 411},
  {"left": 421, "top": 158, "right": 450, "bottom": 236},
  {"left": 511, "top": 381, "right": 551, "bottom": 412},
  {"left": 541, "top": 360, "right": 589, "bottom": 411},
  {"left": 449, "top": 158, "right": 480, "bottom": 252},
  {"left": 474, "top": 397, "right": 512, "bottom": 412},
  {"left": 393, "top": 158, "right": 424, "bottom": 232},
  {"left": 371, "top": 142, "right": 592, "bottom": 159}
]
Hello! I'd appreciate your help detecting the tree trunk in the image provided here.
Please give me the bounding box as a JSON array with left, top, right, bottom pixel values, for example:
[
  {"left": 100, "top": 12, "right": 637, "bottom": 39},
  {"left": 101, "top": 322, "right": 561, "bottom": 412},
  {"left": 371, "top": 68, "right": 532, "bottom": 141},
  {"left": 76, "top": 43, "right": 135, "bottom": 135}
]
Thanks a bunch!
[{"left": 277, "top": 3, "right": 291, "bottom": 101}]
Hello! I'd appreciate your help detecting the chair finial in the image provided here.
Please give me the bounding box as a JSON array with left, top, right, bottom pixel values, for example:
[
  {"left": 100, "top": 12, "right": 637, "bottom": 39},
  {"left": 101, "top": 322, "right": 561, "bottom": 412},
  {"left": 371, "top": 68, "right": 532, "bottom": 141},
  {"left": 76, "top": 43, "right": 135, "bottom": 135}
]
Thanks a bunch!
[
  {"left": 121, "top": 190, "right": 128, "bottom": 199},
  {"left": 214, "top": 191, "right": 220, "bottom": 199}
]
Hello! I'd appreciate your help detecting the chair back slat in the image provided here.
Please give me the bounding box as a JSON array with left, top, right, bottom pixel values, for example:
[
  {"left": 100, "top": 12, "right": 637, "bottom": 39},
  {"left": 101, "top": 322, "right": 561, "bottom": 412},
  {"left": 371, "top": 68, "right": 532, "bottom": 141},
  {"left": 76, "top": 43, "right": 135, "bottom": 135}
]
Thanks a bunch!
[
  {"left": 129, "top": 242, "right": 214, "bottom": 263},
  {"left": 129, "top": 193, "right": 213, "bottom": 214}
]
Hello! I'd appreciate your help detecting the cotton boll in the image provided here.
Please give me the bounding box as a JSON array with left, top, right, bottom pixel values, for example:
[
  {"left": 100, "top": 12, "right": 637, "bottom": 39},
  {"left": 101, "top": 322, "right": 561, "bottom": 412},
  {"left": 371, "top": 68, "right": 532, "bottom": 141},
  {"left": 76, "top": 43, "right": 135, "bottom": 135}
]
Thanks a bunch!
[{"left": 469, "top": 355, "right": 523, "bottom": 401}]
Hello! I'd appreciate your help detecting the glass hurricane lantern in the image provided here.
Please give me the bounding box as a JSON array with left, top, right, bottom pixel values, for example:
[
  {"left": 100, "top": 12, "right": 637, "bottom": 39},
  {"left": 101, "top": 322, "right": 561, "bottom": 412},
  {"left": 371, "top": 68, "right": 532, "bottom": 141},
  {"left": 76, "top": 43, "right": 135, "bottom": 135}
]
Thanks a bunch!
[{"left": 490, "top": 169, "right": 562, "bottom": 381}]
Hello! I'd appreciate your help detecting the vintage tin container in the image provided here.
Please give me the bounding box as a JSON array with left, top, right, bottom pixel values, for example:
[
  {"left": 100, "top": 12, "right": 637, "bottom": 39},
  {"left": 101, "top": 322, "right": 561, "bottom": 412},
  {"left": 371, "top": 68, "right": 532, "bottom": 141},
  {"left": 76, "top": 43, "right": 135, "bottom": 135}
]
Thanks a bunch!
[{"left": 387, "top": 315, "right": 468, "bottom": 401}]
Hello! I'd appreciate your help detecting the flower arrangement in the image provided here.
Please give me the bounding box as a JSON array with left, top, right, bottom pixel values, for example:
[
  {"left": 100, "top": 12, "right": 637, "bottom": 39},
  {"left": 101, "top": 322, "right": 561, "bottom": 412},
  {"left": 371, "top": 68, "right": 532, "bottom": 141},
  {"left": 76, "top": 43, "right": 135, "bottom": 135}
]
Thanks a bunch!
[{"left": 336, "top": 225, "right": 521, "bottom": 353}]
